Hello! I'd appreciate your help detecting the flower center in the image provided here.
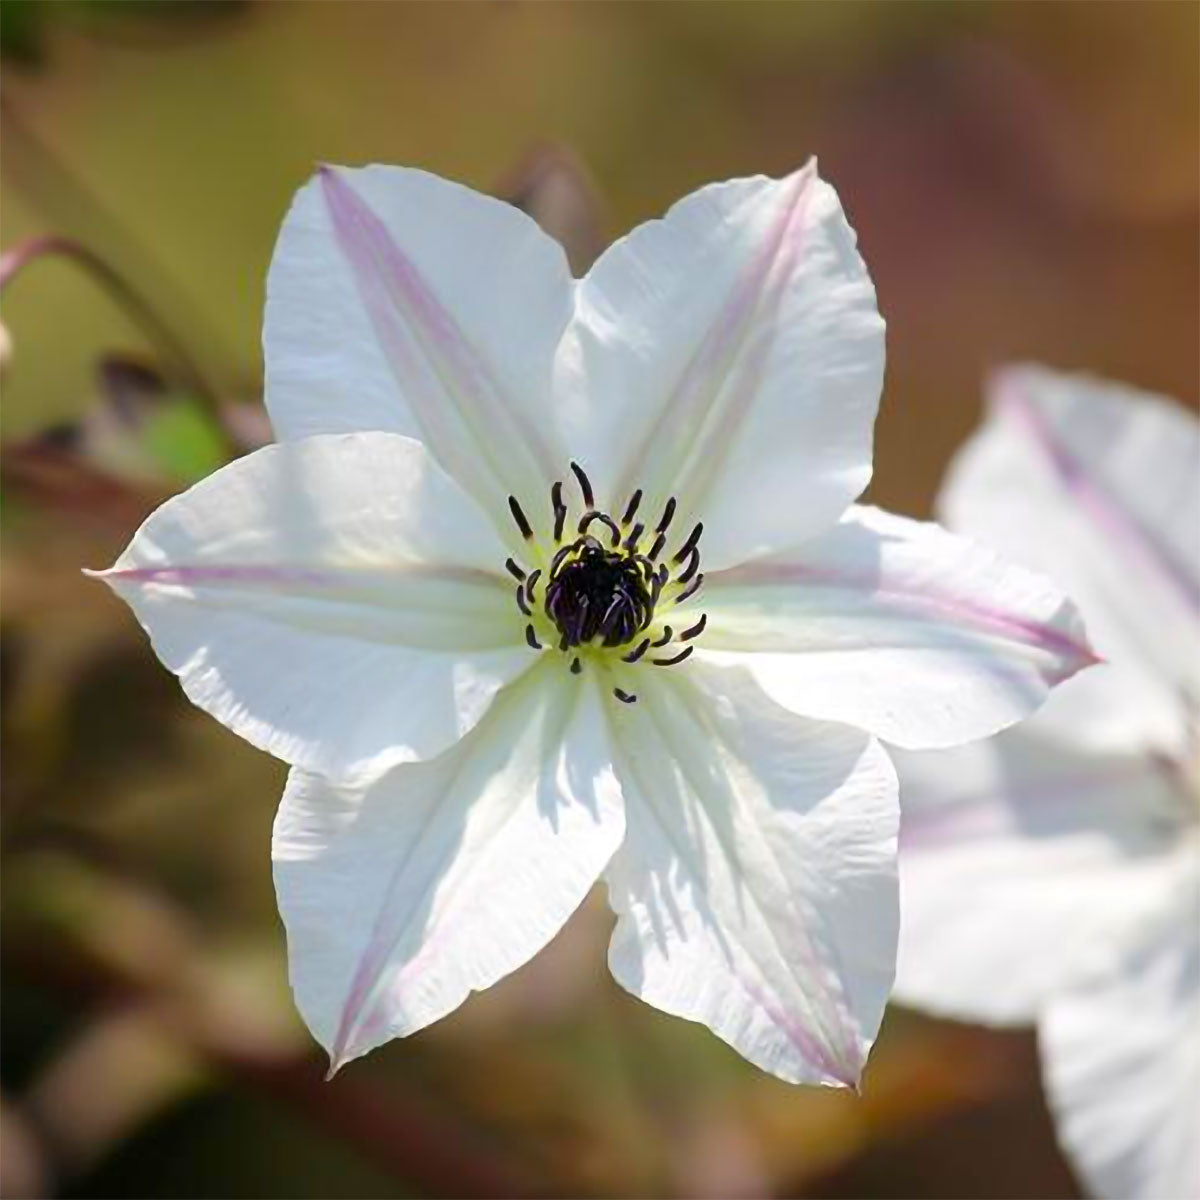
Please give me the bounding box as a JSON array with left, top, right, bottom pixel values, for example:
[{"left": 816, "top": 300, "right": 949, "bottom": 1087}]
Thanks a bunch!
[
  {"left": 546, "top": 538, "right": 656, "bottom": 649},
  {"left": 503, "top": 462, "right": 707, "bottom": 705}
]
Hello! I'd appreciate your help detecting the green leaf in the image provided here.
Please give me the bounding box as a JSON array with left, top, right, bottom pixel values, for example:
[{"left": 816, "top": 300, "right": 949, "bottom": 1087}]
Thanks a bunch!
[{"left": 138, "top": 402, "right": 228, "bottom": 484}]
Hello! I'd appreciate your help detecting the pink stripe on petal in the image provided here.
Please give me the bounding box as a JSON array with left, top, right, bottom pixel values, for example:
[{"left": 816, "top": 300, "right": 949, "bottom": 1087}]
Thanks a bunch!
[
  {"left": 318, "top": 168, "right": 554, "bottom": 501},
  {"left": 710, "top": 559, "right": 1099, "bottom": 675},
  {"left": 735, "top": 972, "right": 862, "bottom": 1086},
  {"left": 615, "top": 167, "right": 816, "bottom": 502},
  {"left": 93, "top": 561, "right": 507, "bottom": 591},
  {"left": 93, "top": 564, "right": 340, "bottom": 588},
  {"left": 998, "top": 380, "right": 1200, "bottom": 616}
]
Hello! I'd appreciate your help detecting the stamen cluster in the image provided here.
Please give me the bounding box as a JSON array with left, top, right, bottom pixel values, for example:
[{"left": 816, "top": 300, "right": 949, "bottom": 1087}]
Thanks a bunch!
[{"left": 503, "top": 462, "right": 707, "bottom": 704}]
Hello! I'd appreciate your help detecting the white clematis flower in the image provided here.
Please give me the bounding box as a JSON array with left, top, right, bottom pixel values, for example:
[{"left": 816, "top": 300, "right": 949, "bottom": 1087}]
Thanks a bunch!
[
  {"left": 893, "top": 366, "right": 1200, "bottom": 1198},
  {"left": 93, "top": 164, "right": 1094, "bottom": 1085}
]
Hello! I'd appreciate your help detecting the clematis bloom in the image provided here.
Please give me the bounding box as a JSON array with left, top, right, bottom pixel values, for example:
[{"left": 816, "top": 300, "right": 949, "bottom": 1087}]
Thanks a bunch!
[
  {"left": 93, "top": 164, "right": 1093, "bottom": 1084},
  {"left": 893, "top": 366, "right": 1199, "bottom": 1198}
]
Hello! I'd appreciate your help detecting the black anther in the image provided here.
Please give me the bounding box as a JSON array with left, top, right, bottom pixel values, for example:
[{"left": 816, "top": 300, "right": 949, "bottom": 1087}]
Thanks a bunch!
[
  {"left": 679, "top": 613, "right": 708, "bottom": 641},
  {"left": 675, "top": 572, "right": 704, "bottom": 605},
  {"left": 613, "top": 688, "right": 638, "bottom": 704},
  {"left": 579, "top": 510, "right": 621, "bottom": 546},
  {"left": 516, "top": 585, "right": 532, "bottom": 617},
  {"left": 570, "top": 657, "right": 582, "bottom": 675},
  {"left": 550, "top": 544, "right": 574, "bottom": 578},
  {"left": 622, "top": 638, "right": 651, "bottom": 663},
  {"left": 624, "top": 522, "right": 645, "bottom": 551},
  {"left": 656, "top": 496, "right": 677, "bottom": 534},
  {"left": 505, "top": 557, "right": 526, "bottom": 582},
  {"left": 524, "top": 568, "right": 542, "bottom": 602},
  {"left": 651, "top": 626, "right": 673, "bottom": 648},
  {"left": 674, "top": 522, "right": 704, "bottom": 563},
  {"left": 570, "top": 461, "right": 594, "bottom": 508},
  {"left": 551, "top": 481, "right": 567, "bottom": 541},
  {"left": 622, "top": 490, "right": 643, "bottom": 524},
  {"left": 508, "top": 495, "right": 534, "bottom": 540},
  {"left": 676, "top": 546, "right": 700, "bottom": 585},
  {"left": 652, "top": 645, "right": 694, "bottom": 667},
  {"left": 648, "top": 531, "right": 667, "bottom": 561},
  {"left": 525, "top": 624, "right": 542, "bottom": 649}
]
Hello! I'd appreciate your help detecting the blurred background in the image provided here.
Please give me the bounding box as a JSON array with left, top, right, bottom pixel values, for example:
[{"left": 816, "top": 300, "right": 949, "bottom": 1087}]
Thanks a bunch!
[{"left": 1, "top": 3, "right": 1196, "bottom": 1197}]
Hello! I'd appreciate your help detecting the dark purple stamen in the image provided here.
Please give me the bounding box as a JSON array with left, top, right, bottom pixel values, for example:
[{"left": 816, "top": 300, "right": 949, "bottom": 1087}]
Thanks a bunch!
[
  {"left": 524, "top": 568, "right": 542, "bottom": 603},
  {"left": 648, "top": 531, "right": 667, "bottom": 561},
  {"left": 550, "top": 544, "right": 573, "bottom": 577},
  {"left": 579, "top": 510, "right": 621, "bottom": 546},
  {"left": 622, "top": 489, "right": 643, "bottom": 525},
  {"left": 544, "top": 535, "right": 654, "bottom": 650},
  {"left": 622, "top": 637, "right": 651, "bottom": 663},
  {"left": 508, "top": 495, "right": 534, "bottom": 540},
  {"left": 551, "top": 481, "right": 567, "bottom": 542},
  {"left": 570, "top": 461, "right": 594, "bottom": 508},
  {"left": 674, "top": 522, "right": 704, "bottom": 563},
  {"left": 525, "top": 624, "right": 542, "bottom": 649},
  {"left": 505, "top": 557, "right": 526, "bottom": 582},
  {"left": 656, "top": 496, "right": 677, "bottom": 534},
  {"left": 676, "top": 546, "right": 700, "bottom": 585},
  {"left": 570, "top": 656, "right": 582, "bottom": 675},
  {"left": 675, "top": 572, "right": 704, "bottom": 605},
  {"left": 516, "top": 585, "right": 532, "bottom": 617},
  {"left": 679, "top": 614, "right": 708, "bottom": 641},
  {"left": 613, "top": 688, "right": 638, "bottom": 704},
  {"left": 624, "top": 522, "right": 645, "bottom": 551},
  {"left": 651, "top": 626, "right": 673, "bottom": 648},
  {"left": 652, "top": 645, "right": 694, "bottom": 667}
]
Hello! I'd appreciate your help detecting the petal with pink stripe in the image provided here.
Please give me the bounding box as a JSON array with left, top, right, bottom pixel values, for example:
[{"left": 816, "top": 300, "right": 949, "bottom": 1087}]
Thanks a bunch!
[
  {"left": 92, "top": 431, "right": 530, "bottom": 781},
  {"left": 696, "top": 505, "right": 1097, "bottom": 749},
  {"left": 273, "top": 662, "right": 625, "bottom": 1072},
  {"left": 265, "top": 165, "right": 574, "bottom": 530},
  {"left": 603, "top": 660, "right": 898, "bottom": 1088},
  {"left": 559, "top": 162, "right": 884, "bottom": 567}
]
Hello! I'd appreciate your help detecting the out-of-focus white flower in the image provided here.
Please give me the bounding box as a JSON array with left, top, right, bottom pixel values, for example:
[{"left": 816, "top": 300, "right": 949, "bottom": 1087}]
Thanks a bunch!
[
  {"left": 894, "top": 365, "right": 1199, "bottom": 1199},
  {"left": 93, "top": 165, "right": 1092, "bottom": 1082}
]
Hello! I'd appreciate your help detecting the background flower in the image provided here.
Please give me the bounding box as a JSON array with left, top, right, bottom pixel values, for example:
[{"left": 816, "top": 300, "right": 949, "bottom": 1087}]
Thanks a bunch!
[{"left": 894, "top": 366, "right": 1199, "bottom": 1200}]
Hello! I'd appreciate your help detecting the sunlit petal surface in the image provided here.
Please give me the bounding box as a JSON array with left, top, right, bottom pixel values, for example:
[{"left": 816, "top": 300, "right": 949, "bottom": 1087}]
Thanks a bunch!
[
  {"left": 265, "top": 165, "right": 574, "bottom": 527},
  {"left": 273, "top": 662, "right": 624, "bottom": 1072},
  {"left": 94, "top": 432, "right": 529, "bottom": 779},
  {"left": 559, "top": 163, "right": 884, "bottom": 568},
  {"left": 603, "top": 660, "right": 898, "bottom": 1087},
  {"left": 697, "top": 505, "right": 1094, "bottom": 749}
]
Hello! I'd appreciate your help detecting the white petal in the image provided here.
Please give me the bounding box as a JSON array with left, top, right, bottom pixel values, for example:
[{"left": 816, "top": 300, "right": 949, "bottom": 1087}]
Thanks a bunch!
[
  {"left": 697, "top": 505, "right": 1096, "bottom": 749},
  {"left": 602, "top": 660, "right": 899, "bottom": 1087},
  {"left": 273, "top": 663, "right": 625, "bottom": 1071},
  {"left": 265, "top": 165, "right": 573, "bottom": 525},
  {"left": 94, "top": 432, "right": 532, "bottom": 780},
  {"left": 942, "top": 365, "right": 1199, "bottom": 734},
  {"left": 893, "top": 709, "right": 1187, "bottom": 1024},
  {"left": 1041, "top": 855, "right": 1200, "bottom": 1200},
  {"left": 559, "top": 163, "right": 884, "bottom": 566}
]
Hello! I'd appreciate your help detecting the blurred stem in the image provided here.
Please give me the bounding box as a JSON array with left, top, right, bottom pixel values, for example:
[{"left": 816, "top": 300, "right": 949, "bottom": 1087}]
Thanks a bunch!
[
  {"left": 1, "top": 235, "right": 225, "bottom": 425},
  {"left": 1, "top": 97, "right": 240, "bottom": 452}
]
